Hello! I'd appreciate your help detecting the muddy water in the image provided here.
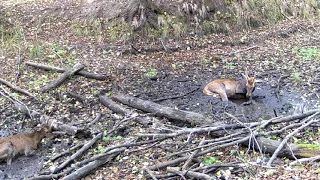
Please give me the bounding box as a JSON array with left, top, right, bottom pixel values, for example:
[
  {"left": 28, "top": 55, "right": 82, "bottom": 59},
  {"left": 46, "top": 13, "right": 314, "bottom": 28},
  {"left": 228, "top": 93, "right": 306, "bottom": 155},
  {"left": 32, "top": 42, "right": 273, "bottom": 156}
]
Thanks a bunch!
[{"left": 138, "top": 77, "right": 319, "bottom": 124}]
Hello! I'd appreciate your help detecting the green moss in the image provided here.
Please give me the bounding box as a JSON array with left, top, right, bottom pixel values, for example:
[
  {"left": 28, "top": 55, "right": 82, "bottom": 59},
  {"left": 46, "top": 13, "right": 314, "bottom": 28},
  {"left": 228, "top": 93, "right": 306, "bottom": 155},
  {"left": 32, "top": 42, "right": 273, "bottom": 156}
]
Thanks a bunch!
[{"left": 298, "top": 144, "right": 320, "bottom": 150}]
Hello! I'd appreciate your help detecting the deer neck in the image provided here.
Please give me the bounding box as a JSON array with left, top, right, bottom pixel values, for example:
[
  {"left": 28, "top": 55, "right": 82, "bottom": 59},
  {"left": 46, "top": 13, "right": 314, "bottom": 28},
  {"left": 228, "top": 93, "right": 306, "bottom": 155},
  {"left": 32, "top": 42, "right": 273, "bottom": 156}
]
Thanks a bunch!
[
  {"left": 235, "top": 78, "right": 247, "bottom": 94},
  {"left": 31, "top": 131, "right": 45, "bottom": 145}
]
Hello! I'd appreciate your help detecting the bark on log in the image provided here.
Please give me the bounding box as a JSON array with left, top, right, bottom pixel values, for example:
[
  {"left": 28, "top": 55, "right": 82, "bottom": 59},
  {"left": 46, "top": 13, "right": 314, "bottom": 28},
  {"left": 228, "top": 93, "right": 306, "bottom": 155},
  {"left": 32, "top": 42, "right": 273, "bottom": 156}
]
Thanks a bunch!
[
  {"left": 26, "top": 61, "right": 107, "bottom": 80},
  {"left": 111, "top": 93, "right": 212, "bottom": 126},
  {"left": 99, "top": 95, "right": 152, "bottom": 125},
  {"left": 40, "top": 63, "right": 84, "bottom": 92}
]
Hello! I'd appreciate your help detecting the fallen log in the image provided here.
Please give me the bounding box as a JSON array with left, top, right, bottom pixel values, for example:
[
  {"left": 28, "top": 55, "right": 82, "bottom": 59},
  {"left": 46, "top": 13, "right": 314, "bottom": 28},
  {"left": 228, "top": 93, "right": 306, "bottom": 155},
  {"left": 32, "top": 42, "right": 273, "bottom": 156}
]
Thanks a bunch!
[
  {"left": 111, "top": 93, "right": 212, "bottom": 126},
  {"left": 99, "top": 95, "right": 152, "bottom": 125},
  {"left": 40, "top": 63, "right": 84, "bottom": 92},
  {"left": 26, "top": 61, "right": 107, "bottom": 80}
]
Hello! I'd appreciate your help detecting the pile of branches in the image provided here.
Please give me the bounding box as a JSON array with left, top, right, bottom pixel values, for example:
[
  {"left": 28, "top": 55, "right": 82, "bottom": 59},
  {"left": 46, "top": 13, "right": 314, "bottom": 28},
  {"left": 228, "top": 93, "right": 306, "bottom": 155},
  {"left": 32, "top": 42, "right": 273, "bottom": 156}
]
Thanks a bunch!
[{"left": 99, "top": 94, "right": 320, "bottom": 179}]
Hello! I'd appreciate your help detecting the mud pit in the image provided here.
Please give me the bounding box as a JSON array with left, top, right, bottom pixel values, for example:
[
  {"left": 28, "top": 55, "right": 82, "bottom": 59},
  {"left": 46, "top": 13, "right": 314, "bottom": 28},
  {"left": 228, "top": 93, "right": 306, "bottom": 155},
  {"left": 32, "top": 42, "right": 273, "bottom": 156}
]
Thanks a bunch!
[{"left": 129, "top": 73, "right": 319, "bottom": 125}]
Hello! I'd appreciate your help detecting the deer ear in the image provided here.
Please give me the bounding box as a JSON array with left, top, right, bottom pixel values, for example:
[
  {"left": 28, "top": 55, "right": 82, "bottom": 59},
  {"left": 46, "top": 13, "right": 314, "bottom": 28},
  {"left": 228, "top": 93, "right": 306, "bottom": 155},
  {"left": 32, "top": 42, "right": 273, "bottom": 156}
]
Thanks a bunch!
[{"left": 242, "top": 73, "right": 248, "bottom": 79}]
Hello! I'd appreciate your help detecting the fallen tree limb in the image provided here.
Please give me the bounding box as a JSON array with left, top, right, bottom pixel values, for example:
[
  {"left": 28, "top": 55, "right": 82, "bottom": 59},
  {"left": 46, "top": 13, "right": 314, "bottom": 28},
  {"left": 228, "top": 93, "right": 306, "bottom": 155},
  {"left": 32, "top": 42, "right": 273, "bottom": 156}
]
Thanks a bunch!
[
  {"left": 99, "top": 94, "right": 152, "bottom": 125},
  {"left": 167, "top": 167, "right": 215, "bottom": 180},
  {"left": 62, "top": 148, "right": 125, "bottom": 180},
  {"left": 143, "top": 168, "right": 158, "bottom": 180},
  {"left": 38, "top": 138, "right": 165, "bottom": 179},
  {"left": 40, "top": 63, "right": 84, "bottom": 92},
  {"left": 111, "top": 93, "right": 212, "bottom": 125},
  {"left": 50, "top": 143, "right": 84, "bottom": 162},
  {"left": 0, "top": 78, "right": 35, "bottom": 98},
  {"left": 25, "top": 61, "right": 107, "bottom": 80},
  {"left": 53, "top": 132, "right": 103, "bottom": 173},
  {"left": 87, "top": 112, "right": 102, "bottom": 127}
]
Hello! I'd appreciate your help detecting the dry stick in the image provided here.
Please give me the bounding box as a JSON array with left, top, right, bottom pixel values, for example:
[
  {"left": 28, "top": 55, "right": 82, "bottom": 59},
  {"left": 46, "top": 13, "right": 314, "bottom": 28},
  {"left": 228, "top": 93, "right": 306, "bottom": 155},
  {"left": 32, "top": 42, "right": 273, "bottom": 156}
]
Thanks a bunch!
[
  {"left": 165, "top": 136, "right": 243, "bottom": 159},
  {"left": 15, "top": 46, "right": 22, "bottom": 83},
  {"left": 149, "top": 136, "right": 250, "bottom": 170},
  {"left": 143, "top": 168, "right": 158, "bottom": 180},
  {"left": 267, "top": 112, "right": 320, "bottom": 167},
  {"left": 0, "top": 86, "right": 33, "bottom": 118},
  {"left": 40, "top": 63, "right": 84, "bottom": 92},
  {"left": 289, "top": 155, "right": 320, "bottom": 166},
  {"left": 0, "top": 78, "right": 35, "bottom": 98},
  {"left": 62, "top": 148, "right": 126, "bottom": 180},
  {"left": 53, "top": 132, "right": 103, "bottom": 173},
  {"left": 153, "top": 87, "right": 200, "bottom": 102},
  {"left": 37, "top": 138, "right": 165, "bottom": 179},
  {"left": 226, "top": 112, "right": 263, "bottom": 154},
  {"left": 65, "top": 91, "right": 87, "bottom": 103},
  {"left": 87, "top": 112, "right": 102, "bottom": 127},
  {"left": 261, "top": 109, "right": 320, "bottom": 128},
  {"left": 182, "top": 137, "right": 205, "bottom": 170},
  {"left": 227, "top": 46, "right": 259, "bottom": 56},
  {"left": 167, "top": 168, "right": 214, "bottom": 180},
  {"left": 30, "top": 167, "right": 74, "bottom": 180},
  {"left": 50, "top": 143, "right": 84, "bottom": 162},
  {"left": 25, "top": 61, "right": 107, "bottom": 80},
  {"left": 62, "top": 139, "right": 166, "bottom": 179}
]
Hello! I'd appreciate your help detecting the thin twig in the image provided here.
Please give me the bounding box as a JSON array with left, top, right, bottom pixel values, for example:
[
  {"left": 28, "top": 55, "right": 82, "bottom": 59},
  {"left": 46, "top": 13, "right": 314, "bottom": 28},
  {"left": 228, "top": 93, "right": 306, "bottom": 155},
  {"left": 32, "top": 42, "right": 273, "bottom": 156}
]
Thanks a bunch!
[
  {"left": 227, "top": 46, "right": 259, "bottom": 56},
  {"left": 15, "top": 46, "right": 22, "bottom": 84},
  {"left": 182, "top": 137, "right": 205, "bottom": 170}
]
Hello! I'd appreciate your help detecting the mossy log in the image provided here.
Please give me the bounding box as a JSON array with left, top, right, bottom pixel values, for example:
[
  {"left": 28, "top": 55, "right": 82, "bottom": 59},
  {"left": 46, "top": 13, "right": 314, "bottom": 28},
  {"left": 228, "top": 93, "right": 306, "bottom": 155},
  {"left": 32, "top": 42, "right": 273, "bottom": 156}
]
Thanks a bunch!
[{"left": 251, "top": 137, "right": 320, "bottom": 158}]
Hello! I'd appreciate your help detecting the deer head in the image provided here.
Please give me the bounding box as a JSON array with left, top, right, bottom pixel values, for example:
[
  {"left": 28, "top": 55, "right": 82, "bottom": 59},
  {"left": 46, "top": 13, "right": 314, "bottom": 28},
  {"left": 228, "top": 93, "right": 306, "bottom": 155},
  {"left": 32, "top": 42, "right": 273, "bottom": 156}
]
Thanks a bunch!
[{"left": 242, "top": 69, "right": 256, "bottom": 99}]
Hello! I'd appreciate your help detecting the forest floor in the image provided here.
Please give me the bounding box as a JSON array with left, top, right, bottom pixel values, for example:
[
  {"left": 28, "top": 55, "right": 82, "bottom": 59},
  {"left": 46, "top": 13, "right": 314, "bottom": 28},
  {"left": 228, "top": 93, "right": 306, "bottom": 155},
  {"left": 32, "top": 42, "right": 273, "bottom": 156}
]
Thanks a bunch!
[{"left": 1, "top": 0, "right": 320, "bottom": 179}]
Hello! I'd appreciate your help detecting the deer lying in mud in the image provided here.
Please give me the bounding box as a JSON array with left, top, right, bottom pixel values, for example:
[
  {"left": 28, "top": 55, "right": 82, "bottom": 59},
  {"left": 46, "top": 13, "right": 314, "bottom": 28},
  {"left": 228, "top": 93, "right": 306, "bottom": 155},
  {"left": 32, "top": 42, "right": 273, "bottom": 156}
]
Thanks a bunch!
[
  {"left": 0, "top": 125, "right": 52, "bottom": 165},
  {"left": 203, "top": 70, "right": 256, "bottom": 103}
]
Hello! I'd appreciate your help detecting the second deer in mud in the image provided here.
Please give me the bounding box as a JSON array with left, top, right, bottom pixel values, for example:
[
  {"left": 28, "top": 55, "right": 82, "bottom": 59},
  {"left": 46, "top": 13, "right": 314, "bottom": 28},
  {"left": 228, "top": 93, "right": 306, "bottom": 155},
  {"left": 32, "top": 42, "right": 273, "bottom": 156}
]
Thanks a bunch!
[
  {"left": 203, "top": 70, "right": 256, "bottom": 102},
  {"left": 0, "top": 124, "right": 52, "bottom": 165}
]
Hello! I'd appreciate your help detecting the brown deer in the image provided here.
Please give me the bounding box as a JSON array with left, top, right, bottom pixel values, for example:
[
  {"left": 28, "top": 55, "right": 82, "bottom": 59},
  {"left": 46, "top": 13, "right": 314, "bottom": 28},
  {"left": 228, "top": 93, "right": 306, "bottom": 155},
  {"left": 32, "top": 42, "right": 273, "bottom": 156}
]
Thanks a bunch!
[
  {"left": 0, "top": 125, "right": 52, "bottom": 165},
  {"left": 203, "top": 70, "right": 256, "bottom": 102}
]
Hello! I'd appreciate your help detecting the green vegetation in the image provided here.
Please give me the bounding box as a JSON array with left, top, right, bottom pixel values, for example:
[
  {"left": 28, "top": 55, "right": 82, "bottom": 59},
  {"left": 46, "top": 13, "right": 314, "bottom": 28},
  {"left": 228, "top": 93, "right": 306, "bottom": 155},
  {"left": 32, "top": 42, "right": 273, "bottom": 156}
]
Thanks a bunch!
[
  {"left": 291, "top": 71, "right": 301, "bottom": 83},
  {"left": 29, "top": 74, "right": 49, "bottom": 90},
  {"left": 297, "top": 47, "right": 320, "bottom": 60},
  {"left": 144, "top": 69, "right": 158, "bottom": 78},
  {"left": 203, "top": 156, "right": 220, "bottom": 165}
]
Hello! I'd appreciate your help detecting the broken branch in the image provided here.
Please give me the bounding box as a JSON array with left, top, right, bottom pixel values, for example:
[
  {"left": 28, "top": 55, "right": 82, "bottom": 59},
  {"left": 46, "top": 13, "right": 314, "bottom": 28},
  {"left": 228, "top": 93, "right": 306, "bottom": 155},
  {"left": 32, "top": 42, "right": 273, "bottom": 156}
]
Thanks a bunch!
[
  {"left": 40, "top": 63, "right": 84, "bottom": 92},
  {"left": 26, "top": 61, "right": 107, "bottom": 80}
]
